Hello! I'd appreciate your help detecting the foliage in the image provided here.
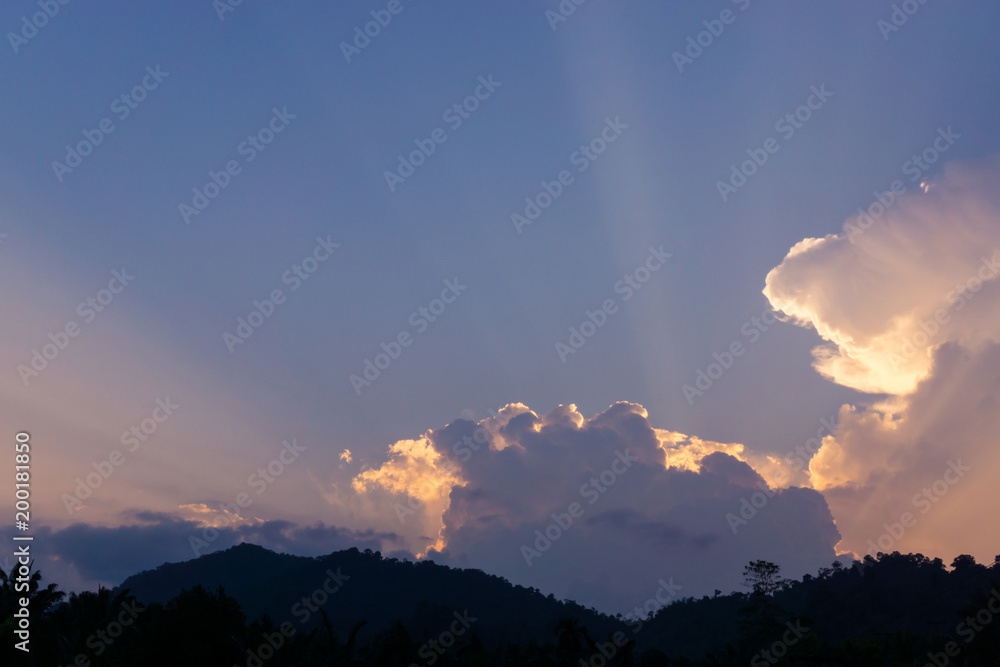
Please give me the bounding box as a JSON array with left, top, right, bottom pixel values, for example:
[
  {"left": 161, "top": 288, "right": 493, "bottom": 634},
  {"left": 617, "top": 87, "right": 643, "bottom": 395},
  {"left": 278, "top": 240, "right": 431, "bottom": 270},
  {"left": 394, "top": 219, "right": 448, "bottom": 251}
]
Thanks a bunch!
[{"left": 1, "top": 550, "right": 999, "bottom": 665}]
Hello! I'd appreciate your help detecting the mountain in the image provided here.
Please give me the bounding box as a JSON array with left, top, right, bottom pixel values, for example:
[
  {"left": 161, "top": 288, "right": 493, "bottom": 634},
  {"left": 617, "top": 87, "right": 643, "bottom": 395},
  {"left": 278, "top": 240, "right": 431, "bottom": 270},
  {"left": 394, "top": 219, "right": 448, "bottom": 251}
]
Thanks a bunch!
[
  {"left": 116, "top": 543, "right": 621, "bottom": 649},
  {"left": 113, "top": 545, "right": 1000, "bottom": 664},
  {"left": 5, "top": 544, "right": 1000, "bottom": 664},
  {"left": 639, "top": 552, "right": 1000, "bottom": 660}
]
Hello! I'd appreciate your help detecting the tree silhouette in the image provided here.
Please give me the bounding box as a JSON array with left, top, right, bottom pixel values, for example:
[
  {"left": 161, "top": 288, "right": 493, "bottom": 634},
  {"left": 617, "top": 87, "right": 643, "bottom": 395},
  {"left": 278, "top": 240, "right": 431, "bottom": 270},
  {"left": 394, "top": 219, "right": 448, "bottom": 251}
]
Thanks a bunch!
[
  {"left": 0, "top": 563, "right": 64, "bottom": 665},
  {"left": 0, "top": 561, "right": 64, "bottom": 619},
  {"left": 951, "top": 554, "right": 978, "bottom": 572},
  {"left": 555, "top": 616, "right": 592, "bottom": 665},
  {"left": 3, "top": 546, "right": 1000, "bottom": 665},
  {"left": 742, "top": 560, "right": 783, "bottom": 596}
]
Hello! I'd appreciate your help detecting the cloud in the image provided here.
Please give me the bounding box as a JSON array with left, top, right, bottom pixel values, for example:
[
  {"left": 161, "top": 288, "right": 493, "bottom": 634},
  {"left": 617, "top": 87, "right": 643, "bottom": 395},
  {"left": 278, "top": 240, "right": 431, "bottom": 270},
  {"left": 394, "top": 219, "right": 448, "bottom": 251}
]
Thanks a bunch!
[
  {"left": 351, "top": 435, "right": 466, "bottom": 554},
  {"left": 2, "top": 514, "right": 390, "bottom": 593},
  {"left": 763, "top": 154, "right": 1000, "bottom": 564},
  {"left": 764, "top": 155, "right": 1000, "bottom": 396},
  {"left": 352, "top": 402, "right": 839, "bottom": 613},
  {"left": 807, "top": 342, "right": 1000, "bottom": 561},
  {"left": 0, "top": 246, "right": 332, "bottom": 535}
]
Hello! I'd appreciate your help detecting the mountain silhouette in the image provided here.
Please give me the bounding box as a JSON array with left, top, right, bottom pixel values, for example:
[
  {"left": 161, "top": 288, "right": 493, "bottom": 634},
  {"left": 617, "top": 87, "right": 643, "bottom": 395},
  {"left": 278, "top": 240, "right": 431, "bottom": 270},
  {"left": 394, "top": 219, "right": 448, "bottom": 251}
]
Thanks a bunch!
[
  {"left": 6, "top": 544, "right": 999, "bottom": 664},
  {"left": 113, "top": 545, "right": 1000, "bottom": 663},
  {"left": 117, "top": 543, "right": 621, "bottom": 649}
]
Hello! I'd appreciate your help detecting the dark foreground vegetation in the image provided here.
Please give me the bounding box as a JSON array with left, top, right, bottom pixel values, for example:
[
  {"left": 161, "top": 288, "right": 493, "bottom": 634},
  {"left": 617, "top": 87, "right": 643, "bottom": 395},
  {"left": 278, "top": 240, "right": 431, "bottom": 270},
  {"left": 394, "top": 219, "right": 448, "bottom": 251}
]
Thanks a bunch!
[{"left": 2, "top": 544, "right": 999, "bottom": 666}]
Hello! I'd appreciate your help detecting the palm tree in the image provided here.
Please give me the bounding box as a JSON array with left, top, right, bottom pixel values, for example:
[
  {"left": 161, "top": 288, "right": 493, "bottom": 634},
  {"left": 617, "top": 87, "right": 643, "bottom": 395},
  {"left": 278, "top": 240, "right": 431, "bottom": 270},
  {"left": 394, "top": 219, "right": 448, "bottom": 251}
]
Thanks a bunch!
[
  {"left": 555, "top": 616, "right": 592, "bottom": 665},
  {"left": 47, "top": 585, "right": 137, "bottom": 660},
  {"left": 0, "top": 561, "right": 64, "bottom": 617},
  {"left": 0, "top": 563, "right": 65, "bottom": 665},
  {"left": 344, "top": 618, "right": 367, "bottom": 664}
]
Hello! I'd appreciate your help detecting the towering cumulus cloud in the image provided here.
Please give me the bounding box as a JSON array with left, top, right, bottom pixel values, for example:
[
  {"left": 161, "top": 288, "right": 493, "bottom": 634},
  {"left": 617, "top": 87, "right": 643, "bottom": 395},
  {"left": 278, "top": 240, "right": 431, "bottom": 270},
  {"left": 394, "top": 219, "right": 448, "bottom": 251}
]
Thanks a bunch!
[
  {"left": 763, "top": 155, "right": 1000, "bottom": 563},
  {"left": 352, "top": 402, "right": 838, "bottom": 612}
]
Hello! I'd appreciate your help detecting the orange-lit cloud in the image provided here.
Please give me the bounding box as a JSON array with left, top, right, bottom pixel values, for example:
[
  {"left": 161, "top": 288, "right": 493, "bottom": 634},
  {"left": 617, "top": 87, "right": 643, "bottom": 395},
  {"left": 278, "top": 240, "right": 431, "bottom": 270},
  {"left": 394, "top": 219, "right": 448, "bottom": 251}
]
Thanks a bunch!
[
  {"left": 764, "top": 156, "right": 1000, "bottom": 396},
  {"left": 178, "top": 502, "right": 262, "bottom": 529},
  {"left": 352, "top": 436, "right": 466, "bottom": 554},
  {"left": 350, "top": 401, "right": 839, "bottom": 612},
  {"left": 655, "top": 429, "right": 793, "bottom": 489},
  {"left": 763, "top": 154, "right": 1000, "bottom": 563},
  {"left": 0, "top": 249, "right": 330, "bottom": 534}
]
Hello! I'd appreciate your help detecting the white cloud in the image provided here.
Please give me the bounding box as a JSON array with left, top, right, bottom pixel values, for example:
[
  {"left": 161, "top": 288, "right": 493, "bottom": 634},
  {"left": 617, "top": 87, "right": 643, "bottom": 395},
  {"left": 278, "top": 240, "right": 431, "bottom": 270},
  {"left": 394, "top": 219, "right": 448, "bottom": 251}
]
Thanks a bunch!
[
  {"left": 351, "top": 402, "right": 839, "bottom": 612},
  {"left": 763, "top": 154, "right": 1000, "bottom": 564}
]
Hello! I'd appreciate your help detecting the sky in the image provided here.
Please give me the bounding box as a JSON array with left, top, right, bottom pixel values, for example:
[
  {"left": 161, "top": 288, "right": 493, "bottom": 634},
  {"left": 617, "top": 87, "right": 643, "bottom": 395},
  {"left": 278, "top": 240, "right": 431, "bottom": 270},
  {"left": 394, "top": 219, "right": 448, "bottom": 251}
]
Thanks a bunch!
[{"left": 2, "top": 0, "right": 1000, "bottom": 615}]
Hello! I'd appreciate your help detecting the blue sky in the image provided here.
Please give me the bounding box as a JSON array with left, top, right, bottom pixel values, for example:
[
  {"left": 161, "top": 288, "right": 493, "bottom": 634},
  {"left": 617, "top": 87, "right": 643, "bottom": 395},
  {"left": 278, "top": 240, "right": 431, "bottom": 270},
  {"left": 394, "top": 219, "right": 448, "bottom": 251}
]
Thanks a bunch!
[{"left": 4, "top": 0, "right": 1000, "bottom": 612}]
